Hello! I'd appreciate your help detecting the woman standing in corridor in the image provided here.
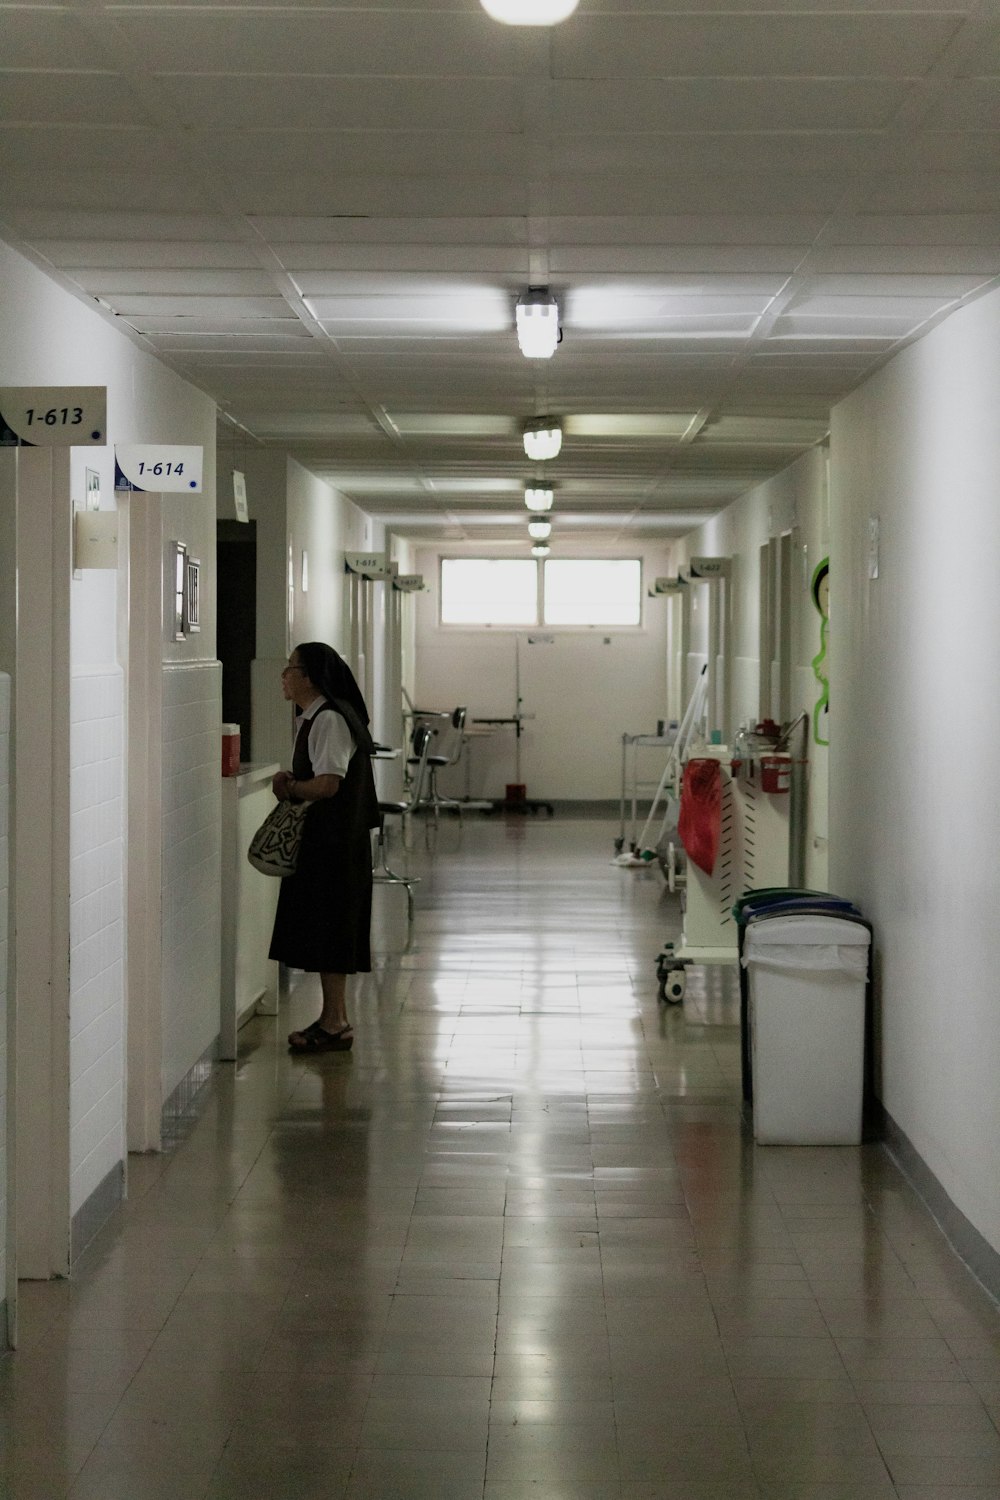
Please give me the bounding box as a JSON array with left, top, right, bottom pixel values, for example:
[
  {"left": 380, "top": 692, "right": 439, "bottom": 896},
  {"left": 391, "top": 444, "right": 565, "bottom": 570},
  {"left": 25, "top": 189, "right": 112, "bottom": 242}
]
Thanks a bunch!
[{"left": 269, "top": 642, "right": 380, "bottom": 1053}]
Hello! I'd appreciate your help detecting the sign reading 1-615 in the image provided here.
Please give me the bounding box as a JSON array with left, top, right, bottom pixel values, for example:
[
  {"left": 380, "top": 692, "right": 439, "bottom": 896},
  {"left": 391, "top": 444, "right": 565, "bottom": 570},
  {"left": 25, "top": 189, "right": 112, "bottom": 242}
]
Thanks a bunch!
[
  {"left": 115, "top": 444, "right": 203, "bottom": 493},
  {"left": 0, "top": 386, "right": 107, "bottom": 447}
]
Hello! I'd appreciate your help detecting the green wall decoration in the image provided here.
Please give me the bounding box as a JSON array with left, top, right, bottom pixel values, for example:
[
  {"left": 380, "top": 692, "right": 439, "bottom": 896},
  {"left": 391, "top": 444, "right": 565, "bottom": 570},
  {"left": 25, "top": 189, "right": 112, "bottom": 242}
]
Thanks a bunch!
[{"left": 811, "top": 556, "right": 829, "bottom": 746}]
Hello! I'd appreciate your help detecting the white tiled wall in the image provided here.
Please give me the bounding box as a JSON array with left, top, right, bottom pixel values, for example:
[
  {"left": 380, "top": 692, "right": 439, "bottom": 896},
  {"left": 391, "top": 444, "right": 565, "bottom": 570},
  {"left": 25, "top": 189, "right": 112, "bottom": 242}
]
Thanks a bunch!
[
  {"left": 69, "top": 668, "right": 125, "bottom": 1216},
  {"left": 0, "top": 674, "right": 10, "bottom": 1295},
  {"left": 161, "top": 662, "right": 222, "bottom": 1099}
]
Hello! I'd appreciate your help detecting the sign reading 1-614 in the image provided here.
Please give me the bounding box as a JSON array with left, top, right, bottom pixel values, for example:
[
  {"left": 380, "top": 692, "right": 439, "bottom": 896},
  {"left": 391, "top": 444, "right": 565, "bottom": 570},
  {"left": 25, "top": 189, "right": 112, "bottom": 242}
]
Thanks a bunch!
[
  {"left": 115, "top": 444, "right": 203, "bottom": 493},
  {"left": 0, "top": 386, "right": 107, "bottom": 447}
]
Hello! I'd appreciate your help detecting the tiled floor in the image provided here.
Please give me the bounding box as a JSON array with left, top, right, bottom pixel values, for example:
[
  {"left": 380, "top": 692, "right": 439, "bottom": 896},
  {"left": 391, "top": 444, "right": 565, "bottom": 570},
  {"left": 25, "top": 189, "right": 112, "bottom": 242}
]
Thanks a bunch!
[{"left": 3, "top": 817, "right": 1000, "bottom": 1499}]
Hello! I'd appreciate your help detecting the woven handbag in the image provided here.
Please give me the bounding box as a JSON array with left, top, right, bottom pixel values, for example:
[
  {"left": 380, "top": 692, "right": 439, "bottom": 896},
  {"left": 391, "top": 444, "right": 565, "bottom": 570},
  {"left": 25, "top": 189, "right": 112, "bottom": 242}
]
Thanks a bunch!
[{"left": 247, "top": 799, "right": 309, "bottom": 877}]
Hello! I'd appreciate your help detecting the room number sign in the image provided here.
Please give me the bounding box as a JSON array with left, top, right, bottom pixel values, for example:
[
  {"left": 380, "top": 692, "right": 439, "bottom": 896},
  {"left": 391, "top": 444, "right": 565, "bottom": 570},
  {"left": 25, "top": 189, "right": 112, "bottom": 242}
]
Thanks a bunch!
[
  {"left": 0, "top": 386, "right": 107, "bottom": 446},
  {"left": 115, "top": 445, "right": 203, "bottom": 492}
]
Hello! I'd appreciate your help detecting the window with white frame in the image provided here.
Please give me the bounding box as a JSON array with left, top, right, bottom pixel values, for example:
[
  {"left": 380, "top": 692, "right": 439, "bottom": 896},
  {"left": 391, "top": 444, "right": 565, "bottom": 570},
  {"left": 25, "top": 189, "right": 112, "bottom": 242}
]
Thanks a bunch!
[
  {"left": 440, "top": 557, "right": 641, "bottom": 627},
  {"left": 543, "top": 559, "right": 641, "bottom": 626},
  {"left": 440, "top": 558, "right": 538, "bottom": 625}
]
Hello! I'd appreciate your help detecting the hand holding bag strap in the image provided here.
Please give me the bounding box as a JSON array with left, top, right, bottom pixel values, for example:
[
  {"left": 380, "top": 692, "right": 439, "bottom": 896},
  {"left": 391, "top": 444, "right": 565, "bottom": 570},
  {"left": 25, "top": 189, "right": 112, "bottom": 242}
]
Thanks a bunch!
[{"left": 247, "top": 798, "right": 309, "bottom": 877}]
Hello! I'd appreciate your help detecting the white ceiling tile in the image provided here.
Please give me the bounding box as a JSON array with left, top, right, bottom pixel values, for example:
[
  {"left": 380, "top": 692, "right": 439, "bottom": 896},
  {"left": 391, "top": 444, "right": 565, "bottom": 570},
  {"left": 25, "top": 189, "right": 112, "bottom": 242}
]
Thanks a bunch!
[
  {"left": 105, "top": 295, "right": 294, "bottom": 318},
  {"left": 1, "top": 210, "right": 239, "bottom": 240},
  {"left": 388, "top": 415, "right": 515, "bottom": 437},
  {"left": 548, "top": 78, "right": 909, "bottom": 133},
  {"left": 0, "top": 73, "right": 149, "bottom": 127},
  {"left": 230, "top": 414, "right": 381, "bottom": 439},
  {"left": 69, "top": 269, "right": 278, "bottom": 296},
  {"left": 786, "top": 293, "right": 952, "bottom": 320},
  {"left": 252, "top": 217, "right": 529, "bottom": 245},
  {"left": 829, "top": 214, "right": 1000, "bottom": 246},
  {"left": 803, "top": 273, "right": 989, "bottom": 298},
  {"left": 277, "top": 246, "right": 529, "bottom": 274},
  {"left": 111, "top": 11, "right": 517, "bottom": 74},
  {"left": 547, "top": 216, "right": 828, "bottom": 246},
  {"left": 295, "top": 273, "right": 523, "bottom": 296},
  {"left": 923, "top": 79, "right": 1000, "bottom": 131},
  {"left": 155, "top": 76, "right": 520, "bottom": 133},
  {"left": 2, "top": 10, "right": 107, "bottom": 68},
  {"left": 149, "top": 334, "right": 314, "bottom": 353},
  {"left": 553, "top": 14, "right": 961, "bottom": 78},
  {"left": 809, "top": 247, "right": 1000, "bottom": 275},
  {"left": 551, "top": 248, "right": 805, "bottom": 274},
  {"left": 119, "top": 317, "right": 302, "bottom": 337},
  {"left": 546, "top": 176, "right": 848, "bottom": 216},
  {"left": 853, "top": 175, "right": 1000, "bottom": 212},
  {"left": 32, "top": 240, "right": 263, "bottom": 270},
  {"left": 227, "top": 174, "right": 535, "bottom": 217}
]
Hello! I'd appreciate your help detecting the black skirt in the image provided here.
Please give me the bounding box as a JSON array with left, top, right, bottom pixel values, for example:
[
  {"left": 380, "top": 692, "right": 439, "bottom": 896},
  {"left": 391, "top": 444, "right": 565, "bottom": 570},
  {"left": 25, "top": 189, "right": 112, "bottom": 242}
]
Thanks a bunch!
[{"left": 268, "top": 704, "right": 379, "bottom": 974}]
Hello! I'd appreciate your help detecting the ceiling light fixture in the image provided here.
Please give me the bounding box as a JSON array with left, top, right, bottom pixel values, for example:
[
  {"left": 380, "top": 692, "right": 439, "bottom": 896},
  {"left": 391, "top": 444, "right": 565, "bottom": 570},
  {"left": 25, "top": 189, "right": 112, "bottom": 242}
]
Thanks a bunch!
[
  {"left": 528, "top": 520, "right": 552, "bottom": 540},
  {"left": 524, "top": 485, "right": 554, "bottom": 513},
  {"left": 481, "top": 0, "right": 579, "bottom": 25},
  {"left": 531, "top": 544, "right": 551, "bottom": 558},
  {"left": 522, "top": 417, "right": 563, "bottom": 461},
  {"left": 515, "top": 288, "right": 560, "bottom": 359}
]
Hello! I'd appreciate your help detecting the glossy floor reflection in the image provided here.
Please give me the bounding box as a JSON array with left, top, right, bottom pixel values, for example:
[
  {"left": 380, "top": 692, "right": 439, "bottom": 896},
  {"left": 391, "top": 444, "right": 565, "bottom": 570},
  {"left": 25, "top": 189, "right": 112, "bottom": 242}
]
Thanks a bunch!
[{"left": 4, "top": 817, "right": 1000, "bottom": 1498}]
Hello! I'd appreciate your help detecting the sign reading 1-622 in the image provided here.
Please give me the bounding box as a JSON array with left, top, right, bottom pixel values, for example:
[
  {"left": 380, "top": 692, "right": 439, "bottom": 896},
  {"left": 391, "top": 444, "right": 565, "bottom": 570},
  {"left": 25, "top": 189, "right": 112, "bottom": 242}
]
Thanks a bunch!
[
  {"left": 115, "top": 444, "right": 203, "bottom": 493},
  {"left": 0, "top": 386, "right": 107, "bottom": 447}
]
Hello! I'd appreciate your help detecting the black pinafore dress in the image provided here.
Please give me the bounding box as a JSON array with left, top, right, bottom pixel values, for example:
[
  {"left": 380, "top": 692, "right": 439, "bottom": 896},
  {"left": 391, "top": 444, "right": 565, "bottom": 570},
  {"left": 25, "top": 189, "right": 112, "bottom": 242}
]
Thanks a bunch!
[{"left": 268, "top": 701, "right": 380, "bottom": 974}]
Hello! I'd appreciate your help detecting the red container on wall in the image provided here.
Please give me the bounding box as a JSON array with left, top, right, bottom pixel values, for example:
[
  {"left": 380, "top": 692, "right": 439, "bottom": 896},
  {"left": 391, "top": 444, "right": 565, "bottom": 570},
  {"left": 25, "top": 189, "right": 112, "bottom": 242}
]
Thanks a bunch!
[
  {"left": 759, "top": 753, "right": 791, "bottom": 794},
  {"left": 221, "top": 724, "right": 241, "bottom": 777}
]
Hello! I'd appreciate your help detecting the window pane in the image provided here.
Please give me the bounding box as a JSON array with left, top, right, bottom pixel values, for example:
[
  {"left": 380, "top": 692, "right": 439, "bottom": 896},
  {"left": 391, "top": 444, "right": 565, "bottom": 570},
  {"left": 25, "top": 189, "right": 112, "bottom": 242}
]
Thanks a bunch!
[
  {"left": 543, "top": 559, "right": 641, "bottom": 625},
  {"left": 440, "top": 559, "right": 538, "bottom": 625}
]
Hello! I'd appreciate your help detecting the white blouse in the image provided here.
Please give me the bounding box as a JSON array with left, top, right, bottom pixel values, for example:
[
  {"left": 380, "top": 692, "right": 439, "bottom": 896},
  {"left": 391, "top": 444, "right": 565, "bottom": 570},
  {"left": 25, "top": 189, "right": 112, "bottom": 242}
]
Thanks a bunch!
[{"left": 299, "top": 698, "right": 356, "bottom": 778}]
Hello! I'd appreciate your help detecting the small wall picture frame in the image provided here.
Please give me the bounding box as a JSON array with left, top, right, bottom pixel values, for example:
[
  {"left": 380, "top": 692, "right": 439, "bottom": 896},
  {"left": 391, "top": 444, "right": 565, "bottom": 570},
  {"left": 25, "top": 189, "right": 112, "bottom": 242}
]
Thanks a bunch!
[{"left": 185, "top": 556, "right": 201, "bottom": 633}]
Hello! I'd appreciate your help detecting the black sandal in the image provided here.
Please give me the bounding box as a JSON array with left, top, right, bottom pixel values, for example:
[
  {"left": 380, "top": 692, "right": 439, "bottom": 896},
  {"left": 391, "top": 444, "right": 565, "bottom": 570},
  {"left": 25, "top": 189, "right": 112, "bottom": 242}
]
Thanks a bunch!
[{"left": 288, "top": 1020, "right": 354, "bottom": 1054}]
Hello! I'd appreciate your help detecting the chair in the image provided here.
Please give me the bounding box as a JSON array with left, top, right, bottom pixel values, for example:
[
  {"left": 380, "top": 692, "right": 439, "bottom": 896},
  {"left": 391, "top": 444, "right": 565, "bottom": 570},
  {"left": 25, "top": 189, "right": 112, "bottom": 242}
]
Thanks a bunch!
[
  {"left": 411, "top": 707, "right": 467, "bottom": 818},
  {"left": 372, "top": 724, "right": 432, "bottom": 921}
]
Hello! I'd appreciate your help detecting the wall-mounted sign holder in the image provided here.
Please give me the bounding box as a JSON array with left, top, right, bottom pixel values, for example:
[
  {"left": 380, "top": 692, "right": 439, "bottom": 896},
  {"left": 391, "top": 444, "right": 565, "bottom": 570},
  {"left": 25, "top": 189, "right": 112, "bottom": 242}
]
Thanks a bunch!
[
  {"left": 649, "top": 576, "right": 688, "bottom": 596},
  {"left": 687, "top": 556, "right": 732, "bottom": 580},
  {"left": 0, "top": 386, "right": 107, "bottom": 446},
  {"left": 392, "top": 574, "right": 425, "bottom": 592},
  {"left": 115, "top": 444, "right": 203, "bottom": 492},
  {"left": 345, "top": 551, "right": 388, "bottom": 580}
]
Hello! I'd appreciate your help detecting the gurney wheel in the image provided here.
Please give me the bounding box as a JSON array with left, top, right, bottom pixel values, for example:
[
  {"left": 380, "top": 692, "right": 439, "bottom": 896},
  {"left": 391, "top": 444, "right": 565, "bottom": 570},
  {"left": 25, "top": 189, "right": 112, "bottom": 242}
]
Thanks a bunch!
[{"left": 659, "top": 969, "right": 686, "bottom": 1004}]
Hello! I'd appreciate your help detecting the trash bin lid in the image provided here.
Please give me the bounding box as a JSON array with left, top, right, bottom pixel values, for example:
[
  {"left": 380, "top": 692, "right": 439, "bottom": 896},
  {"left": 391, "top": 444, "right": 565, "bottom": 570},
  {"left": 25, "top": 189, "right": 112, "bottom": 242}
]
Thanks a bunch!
[{"left": 745, "top": 914, "right": 871, "bottom": 949}]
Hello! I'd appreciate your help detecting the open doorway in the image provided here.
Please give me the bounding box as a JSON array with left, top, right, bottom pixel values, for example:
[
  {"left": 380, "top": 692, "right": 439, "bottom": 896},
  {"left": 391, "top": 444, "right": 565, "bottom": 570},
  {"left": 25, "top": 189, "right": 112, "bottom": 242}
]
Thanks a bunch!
[{"left": 217, "top": 520, "right": 257, "bottom": 761}]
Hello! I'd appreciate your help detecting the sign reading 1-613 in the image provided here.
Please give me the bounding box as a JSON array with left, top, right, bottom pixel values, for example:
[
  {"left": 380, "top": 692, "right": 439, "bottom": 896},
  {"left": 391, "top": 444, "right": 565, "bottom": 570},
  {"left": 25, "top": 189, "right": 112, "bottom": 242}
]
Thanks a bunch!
[
  {"left": 115, "top": 444, "right": 203, "bottom": 493},
  {"left": 0, "top": 386, "right": 107, "bottom": 447}
]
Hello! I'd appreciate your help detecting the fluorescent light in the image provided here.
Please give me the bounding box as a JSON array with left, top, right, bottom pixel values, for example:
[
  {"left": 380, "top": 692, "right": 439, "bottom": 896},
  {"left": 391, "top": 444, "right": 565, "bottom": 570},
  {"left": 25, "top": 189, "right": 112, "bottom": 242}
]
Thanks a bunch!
[
  {"left": 531, "top": 544, "right": 551, "bottom": 558},
  {"left": 528, "top": 520, "right": 552, "bottom": 540},
  {"left": 523, "top": 418, "right": 563, "bottom": 460},
  {"left": 516, "top": 289, "right": 560, "bottom": 359},
  {"left": 524, "top": 486, "right": 554, "bottom": 513},
  {"left": 481, "top": 0, "right": 579, "bottom": 24}
]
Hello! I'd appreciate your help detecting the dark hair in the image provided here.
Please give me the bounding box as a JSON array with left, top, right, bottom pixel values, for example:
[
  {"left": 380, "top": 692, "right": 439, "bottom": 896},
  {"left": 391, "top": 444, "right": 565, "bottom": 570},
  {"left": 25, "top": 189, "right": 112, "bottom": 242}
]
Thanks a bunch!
[{"left": 294, "top": 642, "right": 373, "bottom": 748}]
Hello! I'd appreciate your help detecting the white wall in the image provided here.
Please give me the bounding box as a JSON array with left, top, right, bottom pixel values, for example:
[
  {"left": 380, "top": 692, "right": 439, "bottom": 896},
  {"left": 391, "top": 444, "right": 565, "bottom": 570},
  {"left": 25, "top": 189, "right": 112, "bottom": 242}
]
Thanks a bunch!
[
  {"left": 830, "top": 286, "right": 1000, "bottom": 1257},
  {"left": 413, "top": 543, "right": 672, "bottom": 801},
  {"left": 673, "top": 447, "right": 830, "bottom": 887},
  {"left": 0, "top": 238, "right": 220, "bottom": 1227},
  {"left": 68, "top": 669, "right": 124, "bottom": 1215},
  {"left": 246, "top": 455, "right": 387, "bottom": 762},
  {"left": 161, "top": 662, "right": 222, "bottom": 1100}
]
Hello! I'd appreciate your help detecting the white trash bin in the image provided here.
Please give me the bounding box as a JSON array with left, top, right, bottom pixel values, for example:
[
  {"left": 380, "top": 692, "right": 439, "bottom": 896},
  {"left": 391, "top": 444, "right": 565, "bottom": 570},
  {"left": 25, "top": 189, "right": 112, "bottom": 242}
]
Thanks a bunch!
[{"left": 743, "top": 914, "right": 871, "bottom": 1145}]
